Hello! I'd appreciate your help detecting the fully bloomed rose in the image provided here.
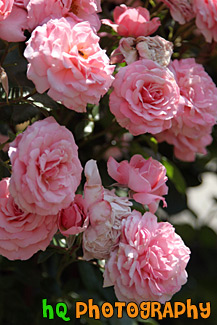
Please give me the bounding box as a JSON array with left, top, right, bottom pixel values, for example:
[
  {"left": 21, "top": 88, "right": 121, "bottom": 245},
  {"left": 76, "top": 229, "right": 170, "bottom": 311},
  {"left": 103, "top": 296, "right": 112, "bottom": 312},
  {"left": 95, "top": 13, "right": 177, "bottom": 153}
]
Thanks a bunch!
[
  {"left": 108, "top": 155, "right": 168, "bottom": 213},
  {"left": 82, "top": 160, "right": 132, "bottom": 260},
  {"left": 193, "top": 0, "right": 217, "bottom": 42},
  {"left": 0, "top": 178, "right": 58, "bottom": 260},
  {"left": 9, "top": 117, "right": 82, "bottom": 215},
  {"left": 102, "top": 4, "right": 160, "bottom": 37},
  {"left": 0, "top": 0, "right": 14, "bottom": 20},
  {"left": 58, "top": 194, "right": 89, "bottom": 236},
  {"left": 103, "top": 210, "right": 190, "bottom": 303},
  {"left": 157, "top": 58, "right": 217, "bottom": 161},
  {"left": 159, "top": 0, "right": 195, "bottom": 24},
  {"left": 109, "top": 59, "right": 180, "bottom": 135},
  {"left": 24, "top": 17, "right": 114, "bottom": 112}
]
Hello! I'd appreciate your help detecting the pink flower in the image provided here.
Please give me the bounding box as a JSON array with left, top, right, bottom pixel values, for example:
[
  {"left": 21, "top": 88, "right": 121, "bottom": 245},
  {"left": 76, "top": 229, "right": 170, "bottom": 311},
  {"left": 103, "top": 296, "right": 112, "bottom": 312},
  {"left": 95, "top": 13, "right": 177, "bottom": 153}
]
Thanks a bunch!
[
  {"left": 109, "top": 59, "right": 181, "bottom": 135},
  {"left": 0, "top": 4, "right": 28, "bottom": 42},
  {"left": 159, "top": 0, "right": 195, "bottom": 24},
  {"left": 58, "top": 194, "right": 89, "bottom": 236},
  {"left": 102, "top": 4, "right": 160, "bottom": 37},
  {"left": 157, "top": 58, "right": 217, "bottom": 161},
  {"left": 25, "top": 0, "right": 101, "bottom": 32},
  {"left": 193, "top": 0, "right": 217, "bottom": 42},
  {"left": 82, "top": 160, "right": 132, "bottom": 260},
  {"left": 103, "top": 210, "right": 190, "bottom": 304},
  {"left": 9, "top": 117, "right": 82, "bottom": 216},
  {"left": 108, "top": 155, "right": 168, "bottom": 213},
  {"left": 0, "top": 0, "right": 14, "bottom": 21},
  {"left": 0, "top": 178, "right": 58, "bottom": 260},
  {"left": 24, "top": 17, "right": 114, "bottom": 113}
]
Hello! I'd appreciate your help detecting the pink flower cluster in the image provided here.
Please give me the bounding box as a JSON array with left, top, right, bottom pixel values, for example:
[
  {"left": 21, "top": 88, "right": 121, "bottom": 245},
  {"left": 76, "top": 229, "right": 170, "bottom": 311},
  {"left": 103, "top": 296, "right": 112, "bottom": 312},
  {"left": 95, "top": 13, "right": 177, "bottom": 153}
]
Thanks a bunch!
[
  {"left": 0, "top": 112, "right": 190, "bottom": 302},
  {"left": 157, "top": 58, "right": 217, "bottom": 161},
  {"left": 0, "top": 0, "right": 101, "bottom": 42},
  {"left": 0, "top": 0, "right": 114, "bottom": 112},
  {"left": 58, "top": 155, "right": 189, "bottom": 303},
  {"left": 106, "top": 3, "right": 217, "bottom": 161},
  {"left": 0, "top": 117, "right": 82, "bottom": 260}
]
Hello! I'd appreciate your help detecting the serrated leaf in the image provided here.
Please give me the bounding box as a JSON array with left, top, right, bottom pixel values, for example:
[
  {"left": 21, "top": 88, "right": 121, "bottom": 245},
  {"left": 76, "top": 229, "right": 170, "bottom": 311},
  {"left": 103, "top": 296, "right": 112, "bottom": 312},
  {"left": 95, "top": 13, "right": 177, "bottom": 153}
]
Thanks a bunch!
[{"left": 161, "top": 157, "right": 186, "bottom": 194}]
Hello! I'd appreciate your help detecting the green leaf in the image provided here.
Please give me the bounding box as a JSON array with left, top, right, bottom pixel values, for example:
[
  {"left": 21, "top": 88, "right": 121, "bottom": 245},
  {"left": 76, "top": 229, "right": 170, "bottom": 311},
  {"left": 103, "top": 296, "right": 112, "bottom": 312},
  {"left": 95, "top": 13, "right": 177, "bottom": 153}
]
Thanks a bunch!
[
  {"left": 129, "top": 142, "right": 150, "bottom": 159},
  {"left": 37, "top": 248, "right": 55, "bottom": 264},
  {"left": 161, "top": 157, "right": 186, "bottom": 194}
]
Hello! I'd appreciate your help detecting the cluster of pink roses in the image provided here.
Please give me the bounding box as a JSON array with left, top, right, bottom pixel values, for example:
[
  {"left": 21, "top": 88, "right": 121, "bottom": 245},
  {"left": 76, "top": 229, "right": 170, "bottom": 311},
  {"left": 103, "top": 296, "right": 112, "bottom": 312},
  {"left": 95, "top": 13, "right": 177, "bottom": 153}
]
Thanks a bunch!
[
  {"left": 0, "top": 0, "right": 114, "bottom": 112},
  {"left": 0, "top": 117, "right": 82, "bottom": 260},
  {"left": 2, "top": 1, "right": 216, "bottom": 161},
  {"left": 106, "top": 4, "right": 217, "bottom": 161},
  {"left": 0, "top": 116, "right": 190, "bottom": 303},
  {"left": 4, "top": 0, "right": 217, "bottom": 304}
]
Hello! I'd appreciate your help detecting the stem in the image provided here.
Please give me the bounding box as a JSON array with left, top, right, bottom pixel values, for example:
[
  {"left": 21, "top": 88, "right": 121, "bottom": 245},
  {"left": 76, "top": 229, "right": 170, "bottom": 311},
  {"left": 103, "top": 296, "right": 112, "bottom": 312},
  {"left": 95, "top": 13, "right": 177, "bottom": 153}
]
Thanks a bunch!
[{"left": 0, "top": 42, "right": 9, "bottom": 65}]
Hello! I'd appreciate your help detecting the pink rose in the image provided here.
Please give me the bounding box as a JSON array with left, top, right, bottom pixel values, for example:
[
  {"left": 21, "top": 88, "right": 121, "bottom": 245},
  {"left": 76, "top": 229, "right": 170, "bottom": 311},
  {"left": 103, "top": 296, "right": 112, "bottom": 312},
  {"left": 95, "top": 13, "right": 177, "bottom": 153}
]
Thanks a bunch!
[
  {"left": 58, "top": 194, "right": 89, "bottom": 236},
  {"left": 82, "top": 160, "right": 132, "bottom": 260},
  {"left": 193, "top": 0, "right": 217, "bottom": 42},
  {"left": 109, "top": 59, "right": 181, "bottom": 135},
  {"left": 157, "top": 58, "right": 217, "bottom": 161},
  {"left": 103, "top": 210, "right": 190, "bottom": 304},
  {"left": 159, "top": 0, "right": 195, "bottom": 24},
  {"left": 25, "top": 0, "right": 101, "bottom": 32},
  {"left": 0, "top": 4, "right": 28, "bottom": 42},
  {"left": 0, "top": 0, "right": 14, "bottom": 21},
  {"left": 9, "top": 117, "right": 82, "bottom": 215},
  {"left": 108, "top": 155, "right": 168, "bottom": 213},
  {"left": 102, "top": 4, "right": 160, "bottom": 37},
  {"left": 0, "top": 178, "right": 58, "bottom": 260},
  {"left": 24, "top": 17, "right": 114, "bottom": 113}
]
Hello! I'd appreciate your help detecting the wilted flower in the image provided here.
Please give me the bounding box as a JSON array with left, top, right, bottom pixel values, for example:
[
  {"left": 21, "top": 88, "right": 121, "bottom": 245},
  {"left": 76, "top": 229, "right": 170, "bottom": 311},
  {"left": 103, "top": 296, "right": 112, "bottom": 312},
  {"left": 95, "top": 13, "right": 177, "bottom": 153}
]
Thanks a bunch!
[{"left": 82, "top": 160, "right": 132, "bottom": 260}]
